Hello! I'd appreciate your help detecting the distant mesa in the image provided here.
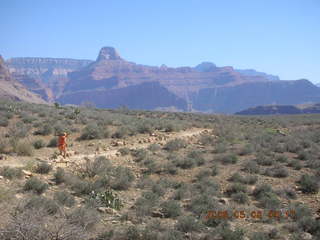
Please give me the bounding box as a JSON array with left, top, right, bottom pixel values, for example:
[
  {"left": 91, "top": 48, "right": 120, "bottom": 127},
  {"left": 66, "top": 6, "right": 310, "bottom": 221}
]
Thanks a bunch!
[
  {"left": 194, "top": 62, "right": 217, "bottom": 72},
  {"left": 96, "top": 47, "right": 123, "bottom": 61},
  {"left": 235, "top": 103, "right": 320, "bottom": 115},
  {"left": 2, "top": 46, "right": 320, "bottom": 113}
]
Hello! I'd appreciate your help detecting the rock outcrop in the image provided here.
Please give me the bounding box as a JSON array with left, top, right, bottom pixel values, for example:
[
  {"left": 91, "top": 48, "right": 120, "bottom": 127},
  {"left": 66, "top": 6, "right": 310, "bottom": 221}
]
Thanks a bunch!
[
  {"left": 0, "top": 55, "right": 46, "bottom": 104},
  {"left": 6, "top": 57, "right": 93, "bottom": 101}
]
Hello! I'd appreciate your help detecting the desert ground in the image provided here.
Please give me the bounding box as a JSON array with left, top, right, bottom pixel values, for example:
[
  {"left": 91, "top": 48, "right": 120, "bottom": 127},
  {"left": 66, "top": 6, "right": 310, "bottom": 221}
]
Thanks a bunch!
[{"left": 0, "top": 100, "right": 319, "bottom": 240}]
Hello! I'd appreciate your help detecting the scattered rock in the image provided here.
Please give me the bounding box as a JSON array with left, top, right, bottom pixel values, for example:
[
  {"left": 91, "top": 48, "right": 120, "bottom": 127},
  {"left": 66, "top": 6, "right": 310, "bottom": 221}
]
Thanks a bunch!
[
  {"left": 0, "top": 175, "right": 3, "bottom": 180},
  {"left": 0, "top": 154, "right": 7, "bottom": 161},
  {"left": 88, "top": 142, "right": 95, "bottom": 147},
  {"left": 98, "top": 207, "right": 118, "bottom": 214},
  {"left": 22, "top": 170, "right": 32, "bottom": 176},
  {"left": 301, "top": 232, "right": 312, "bottom": 240},
  {"left": 151, "top": 210, "right": 164, "bottom": 218},
  {"left": 218, "top": 198, "right": 229, "bottom": 205}
]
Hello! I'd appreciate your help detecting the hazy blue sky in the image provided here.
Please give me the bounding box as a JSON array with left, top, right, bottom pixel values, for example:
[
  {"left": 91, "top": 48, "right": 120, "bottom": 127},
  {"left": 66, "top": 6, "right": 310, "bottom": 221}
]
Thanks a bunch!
[{"left": 1, "top": 0, "right": 319, "bottom": 83}]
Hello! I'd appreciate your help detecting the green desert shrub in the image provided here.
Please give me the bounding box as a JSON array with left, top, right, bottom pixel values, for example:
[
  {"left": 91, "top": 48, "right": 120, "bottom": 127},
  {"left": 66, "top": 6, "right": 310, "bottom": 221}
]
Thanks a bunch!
[
  {"left": 24, "top": 177, "right": 49, "bottom": 194},
  {"left": 0, "top": 117, "right": 9, "bottom": 127},
  {"left": 148, "top": 143, "right": 161, "bottom": 152},
  {"left": 24, "top": 196, "right": 59, "bottom": 215},
  {"left": 71, "top": 179, "right": 94, "bottom": 196},
  {"left": 33, "top": 139, "right": 46, "bottom": 149},
  {"left": 199, "top": 134, "right": 215, "bottom": 145},
  {"left": 264, "top": 166, "right": 288, "bottom": 178},
  {"left": 164, "top": 139, "right": 187, "bottom": 152},
  {"left": 196, "top": 169, "right": 211, "bottom": 180},
  {"left": 175, "top": 157, "right": 196, "bottom": 169},
  {"left": 255, "top": 155, "right": 274, "bottom": 166},
  {"left": 34, "top": 124, "right": 53, "bottom": 136},
  {"left": 0, "top": 166, "right": 23, "bottom": 179},
  {"left": 225, "top": 183, "right": 247, "bottom": 196},
  {"left": 47, "top": 137, "right": 58, "bottom": 147},
  {"left": 80, "top": 156, "right": 112, "bottom": 178},
  {"left": 217, "top": 227, "right": 245, "bottom": 240},
  {"left": 187, "top": 150, "right": 205, "bottom": 166},
  {"left": 231, "top": 173, "right": 257, "bottom": 185},
  {"left": 111, "top": 166, "right": 135, "bottom": 190},
  {"left": 54, "top": 167, "right": 66, "bottom": 184},
  {"left": 160, "top": 200, "right": 181, "bottom": 218},
  {"left": 218, "top": 154, "right": 238, "bottom": 165},
  {"left": 68, "top": 207, "right": 99, "bottom": 230},
  {"left": 242, "top": 161, "right": 260, "bottom": 174},
  {"left": 298, "top": 174, "right": 319, "bottom": 194},
  {"left": 14, "top": 141, "right": 34, "bottom": 156},
  {"left": 80, "top": 123, "right": 106, "bottom": 140},
  {"left": 288, "top": 159, "right": 302, "bottom": 170},
  {"left": 231, "top": 192, "right": 249, "bottom": 204},
  {"left": 238, "top": 144, "right": 253, "bottom": 156},
  {"left": 252, "top": 184, "right": 280, "bottom": 209},
  {"left": 175, "top": 216, "right": 202, "bottom": 233},
  {"left": 35, "top": 162, "right": 52, "bottom": 174},
  {"left": 118, "top": 147, "right": 131, "bottom": 156},
  {"left": 54, "top": 190, "right": 75, "bottom": 207}
]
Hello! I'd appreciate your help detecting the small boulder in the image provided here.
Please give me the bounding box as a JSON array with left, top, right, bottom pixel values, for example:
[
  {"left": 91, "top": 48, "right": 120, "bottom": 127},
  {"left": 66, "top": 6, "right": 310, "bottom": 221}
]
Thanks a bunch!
[
  {"left": 218, "top": 198, "right": 229, "bottom": 205},
  {"left": 151, "top": 210, "right": 164, "bottom": 218},
  {"left": 22, "top": 170, "right": 32, "bottom": 176},
  {"left": 301, "top": 232, "right": 312, "bottom": 240}
]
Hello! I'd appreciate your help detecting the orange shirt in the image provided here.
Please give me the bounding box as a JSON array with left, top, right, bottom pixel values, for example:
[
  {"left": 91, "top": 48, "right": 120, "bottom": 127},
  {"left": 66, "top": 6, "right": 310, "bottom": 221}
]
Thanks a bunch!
[{"left": 58, "top": 136, "right": 66, "bottom": 146}]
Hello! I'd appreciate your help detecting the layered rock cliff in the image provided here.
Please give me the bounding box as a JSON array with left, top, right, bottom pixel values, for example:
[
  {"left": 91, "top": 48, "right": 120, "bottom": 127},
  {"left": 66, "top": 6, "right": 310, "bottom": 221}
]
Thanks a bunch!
[
  {"left": 6, "top": 57, "right": 93, "bottom": 101},
  {"left": 0, "top": 56, "right": 46, "bottom": 104}
]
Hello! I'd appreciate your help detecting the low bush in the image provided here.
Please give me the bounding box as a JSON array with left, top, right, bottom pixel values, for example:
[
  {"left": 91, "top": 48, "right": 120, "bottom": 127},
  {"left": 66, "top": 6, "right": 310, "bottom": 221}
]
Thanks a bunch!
[
  {"left": 0, "top": 166, "right": 23, "bottom": 179},
  {"left": 47, "top": 137, "right": 58, "bottom": 147},
  {"left": 218, "top": 154, "right": 238, "bottom": 165},
  {"left": 35, "top": 162, "right": 52, "bottom": 174},
  {"left": 213, "top": 142, "right": 227, "bottom": 153},
  {"left": 255, "top": 155, "right": 274, "bottom": 166},
  {"left": 24, "top": 196, "right": 59, "bottom": 215},
  {"left": 188, "top": 150, "right": 205, "bottom": 166},
  {"left": 199, "top": 134, "right": 215, "bottom": 145},
  {"left": 111, "top": 166, "right": 135, "bottom": 190},
  {"left": 298, "top": 174, "right": 319, "bottom": 194},
  {"left": 148, "top": 143, "right": 161, "bottom": 152},
  {"left": 217, "top": 226, "right": 245, "bottom": 240},
  {"left": 288, "top": 159, "right": 302, "bottom": 170},
  {"left": 225, "top": 183, "right": 247, "bottom": 196},
  {"left": 34, "top": 124, "right": 53, "bottom": 136},
  {"left": 229, "top": 173, "right": 257, "bottom": 185},
  {"left": 0, "top": 117, "right": 9, "bottom": 127},
  {"left": 68, "top": 207, "right": 99, "bottom": 230},
  {"left": 14, "top": 141, "right": 34, "bottom": 156},
  {"left": 160, "top": 200, "right": 181, "bottom": 218},
  {"left": 71, "top": 179, "right": 94, "bottom": 196},
  {"left": 81, "top": 156, "right": 112, "bottom": 178},
  {"left": 164, "top": 139, "right": 187, "bottom": 152},
  {"left": 118, "top": 147, "right": 131, "bottom": 156},
  {"left": 23, "top": 177, "right": 49, "bottom": 194},
  {"left": 175, "top": 157, "right": 196, "bottom": 169},
  {"left": 175, "top": 216, "right": 202, "bottom": 233},
  {"left": 54, "top": 191, "right": 75, "bottom": 207},
  {"left": 242, "top": 161, "right": 260, "bottom": 174},
  {"left": 54, "top": 167, "right": 65, "bottom": 184},
  {"left": 33, "top": 139, "right": 46, "bottom": 149},
  {"left": 196, "top": 169, "right": 211, "bottom": 180},
  {"left": 264, "top": 167, "right": 288, "bottom": 178},
  {"left": 238, "top": 144, "right": 253, "bottom": 156},
  {"left": 231, "top": 192, "right": 249, "bottom": 204},
  {"left": 80, "top": 123, "right": 106, "bottom": 140}
]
